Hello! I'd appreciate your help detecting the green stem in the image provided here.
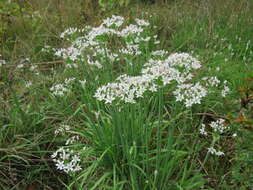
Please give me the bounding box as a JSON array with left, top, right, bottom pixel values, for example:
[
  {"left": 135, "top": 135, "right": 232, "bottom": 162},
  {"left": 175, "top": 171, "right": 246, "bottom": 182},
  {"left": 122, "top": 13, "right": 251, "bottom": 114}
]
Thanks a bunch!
[{"left": 156, "top": 88, "right": 163, "bottom": 176}]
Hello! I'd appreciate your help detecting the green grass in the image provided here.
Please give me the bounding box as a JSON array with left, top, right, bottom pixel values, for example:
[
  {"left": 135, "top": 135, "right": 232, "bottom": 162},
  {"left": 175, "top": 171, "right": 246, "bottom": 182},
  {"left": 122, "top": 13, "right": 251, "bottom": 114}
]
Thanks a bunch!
[{"left": 1, "top": 0, "right": 253, "bottom": 189}]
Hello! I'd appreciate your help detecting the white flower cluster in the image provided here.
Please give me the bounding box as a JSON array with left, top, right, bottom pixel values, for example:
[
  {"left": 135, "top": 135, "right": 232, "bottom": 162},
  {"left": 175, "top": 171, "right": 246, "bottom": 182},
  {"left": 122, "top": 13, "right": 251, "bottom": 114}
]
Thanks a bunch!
[
  {"left": 95, "top": 53, "right": 208, "bottom": 107},
  {"left": 20, "top": 58, "right": 30, "bottom": 64},
  {"left": 50, "top": 78, "right": 75, "bottom": 96},
  {"left": 55, "top": 46, "right": 82, "bottom": 62},
  {"left": 55, "top": 124, "right": 71, "bottom": 135},
  {"left": 79, "top": 79, "right": 86, "bottom": 88},
  {"left": 120, "top": 43, "right": 142, "bottom": 55},
  {"left": 17, "top": 64, "right": 24, "bottom": 69},
  {"left": 60, "top": 27, "right": 79, "bottom": 38},
  {"left": 119, "top": 24, "right": 144, "bottom": 37},
  {"left": 135, "top": 18, "right": 150, "bottom": 27},
  {"left": 151, "top": 50, "right": 168, "bottom": 56},
  {"left": 165, "top": 53, "right": 201, "bottom": 71},
  {"left": 209, "top": 119, "right": 227, "bottom": 133},
  {"left": 142, "top": 56, "right": 196, "bottom": 84},
  {"left": 65, "top": 136, "right": 79, "bottom": 146},
  {"left": 25, "top": 81, "right": 32, "bottom": 88},
  {"left": 66, "top": 63, "right": 78, "bottom": 69},
  {"left": 50, "top": 84, "right": 69, "bottom": 96},
  {"left": 87, "top": 56, "right": 102, "bottom": 68},
  {"left": 29, "top": 65, "right": 38, "bottom": 72},
  {"left": 102, "top": 15, "right": 124, "bottom": 28},
  {"left": 15, "top": 58, "right": 30, "bottom": 70},
  {"left": 207, "top": 147, "right": 225, "bottom": 156},
  {"left": 54, "top": 15, "right": 153, "bottom": 67},
  {"left": 200, "top": 119, "right": 228, "bottom": 136},
  {"left": 202, "top": 77, "right": 230, "bottom": 98},
  {"left": 221, "top": 81, "right": 230, "bottom": 97},
  {"left": 173, "top": 83, "right": 207, "bottom": 107},
  {"left": 199, "top": 124, "right": 207, "bottom": 136},
  {"left": 41, "top": 45, "right": 51, "bottom": 52},
  {"left": 202, "top": 76, "right": 220, "bottom": 87},
  {"left": 94, "top": 74, "right": 157, "bottom": 104},
  {"left": 51, "top": 146, "right": 82, "bottom": 173},
  {"left": 0, "top": 59, "right": 6, "bottom": 67},
  {"left": 200, "top": 119, "right": 230, "bottom": 157}
]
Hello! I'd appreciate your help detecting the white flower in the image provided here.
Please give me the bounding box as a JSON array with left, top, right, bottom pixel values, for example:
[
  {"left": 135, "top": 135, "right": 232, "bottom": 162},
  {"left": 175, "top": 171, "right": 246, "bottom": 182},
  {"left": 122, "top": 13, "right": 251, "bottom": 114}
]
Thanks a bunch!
[
  {"left": 102, "top": 15, "right": 124, "bottom": 28},
  {"left": 50, "top": 83, "right": 69, "bottom": 96},
  {"left": 60, "top": 27, "right": 78, "bottom": 38},
  {"left": 53, "top": 15, "right": 152, "bottom": 70},
  {"left": 151, "top": 50, "right": 168, "bottom": 56},
  {"left": 51, "top": 151, "right": 58, "bottom": 159},
  {"left": 20, "top": 58, "right": 30, "bottom": 64},
  {"left": 72, "top": 154, "right": 81, "bottom": 163},
  {"left": 134, "top": 36, "right": 151, "bottom": 43},
  {"left": 216, "top": 151, "right": 225, "bottom": 156},
  {"left": 203, "top": 76, "right": 220, "bottom": 87},
  {"left": 65, "top": 136, "right": 79, "bottom": 145},
  {"left": 51, "top": 145, "right": 82, "bottom": 174},
  {"left": 29, "top": 65, "right": 38, "bottom": 71},
  {"left": 119, "top": 24, "right": 143, "bottom": 37},
  {"left": 173, "top": 82, "right": 207, "bottom": 107},
  {"left": 56, "top": 160, "right": 65, "bottom": 170},
  {"left": 55, "top": 124, "right": 71, "bottom": 135},
  {"left": 25, "top": 81, "right": 32, "bottom": 88},
  {"left": 135, "top": 18, "right": 150, "bottom": 27},
  {"left": 95, "top": 52, "right": 206, "bottom": 106},
  {"left": 50, "top": 78, "right": 76, "bottom": 96},
  {"left": 221, "top": 85, "right": 230, "bottom": 97},
  {"left": 17, "top": 64, "right": 24, "bottom": 69},
  {"left": 73, "top": 165, "right": 82, "bottom": 172},
  {"left": 94, "top": 74, "right": 156, "bottom": 104},
  {"left": 207, "top": 147, "right": 225, "bottom": 156},
  {"left": 64, "top": 78, "right": 75, "bottom": 85},
  {"left": 165, "top": 53, "right": 201, "bottom": 71},
  {"left": 66, "top": 63, "right": 78, "bottom": 69},
  {"left": 0, "top": 60, "right": 6, "bottom": 67},
  {"left": 210, "top": 119, "right": 227, "bottom": 133},
  {"left": 79, "top": 80, "right": 86, "bottom": 88},
  {"left": 87, "top": 57, "right": 102, "bottom": 68},
  {"left": 207, "top": 147, "right": 216, "bottom": 154},
  {"left": 142, "top": 59, "right": 190, "bottom": 85},
  {"left": 199, "top": 124, "right": 207, "bottom": 136},
  {"left": 55, "top": 46, "right": 82, "bottom": 62}
]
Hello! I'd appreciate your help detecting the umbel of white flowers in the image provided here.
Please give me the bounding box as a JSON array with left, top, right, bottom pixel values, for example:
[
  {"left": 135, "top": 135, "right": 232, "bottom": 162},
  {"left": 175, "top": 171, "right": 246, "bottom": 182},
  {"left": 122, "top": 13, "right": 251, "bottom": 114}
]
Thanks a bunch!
[
  {"left": 94, "top": 52, "right": 228, "bottom": 107},
  {"left": 54, "top": 15, "right": 153, "bottom": 64}
]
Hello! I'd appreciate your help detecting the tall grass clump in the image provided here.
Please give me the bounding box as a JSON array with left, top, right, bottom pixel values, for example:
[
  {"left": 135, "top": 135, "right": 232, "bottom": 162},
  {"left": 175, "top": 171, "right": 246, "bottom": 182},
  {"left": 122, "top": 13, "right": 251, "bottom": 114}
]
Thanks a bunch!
[{"left": 43, "top": 15, "right": 235, "bottom": 189}]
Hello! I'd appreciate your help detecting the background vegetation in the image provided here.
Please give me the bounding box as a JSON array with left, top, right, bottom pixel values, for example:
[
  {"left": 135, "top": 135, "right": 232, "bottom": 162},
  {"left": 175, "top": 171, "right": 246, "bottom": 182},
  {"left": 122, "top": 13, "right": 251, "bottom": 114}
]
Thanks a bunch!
[{"left": 0, "top": 0, "right": 253, "bottom": 189}]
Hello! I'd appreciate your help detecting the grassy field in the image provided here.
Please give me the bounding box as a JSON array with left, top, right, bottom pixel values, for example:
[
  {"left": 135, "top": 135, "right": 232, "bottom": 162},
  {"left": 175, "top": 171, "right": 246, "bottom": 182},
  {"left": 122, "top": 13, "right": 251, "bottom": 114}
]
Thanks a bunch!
[{"left": 1, "top": 0, "right": 253, "bottom": 189}]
